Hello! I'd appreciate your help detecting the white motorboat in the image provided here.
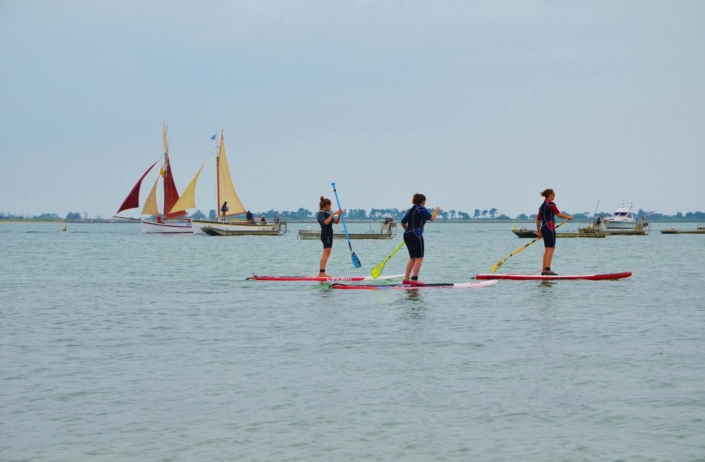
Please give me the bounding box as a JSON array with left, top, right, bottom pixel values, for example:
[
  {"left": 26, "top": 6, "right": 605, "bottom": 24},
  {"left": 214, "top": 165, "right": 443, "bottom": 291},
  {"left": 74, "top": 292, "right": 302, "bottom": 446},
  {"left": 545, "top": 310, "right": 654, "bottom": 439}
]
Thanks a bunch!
[{"left": 604, "top": 202, "right": 638, "bottom": 230}]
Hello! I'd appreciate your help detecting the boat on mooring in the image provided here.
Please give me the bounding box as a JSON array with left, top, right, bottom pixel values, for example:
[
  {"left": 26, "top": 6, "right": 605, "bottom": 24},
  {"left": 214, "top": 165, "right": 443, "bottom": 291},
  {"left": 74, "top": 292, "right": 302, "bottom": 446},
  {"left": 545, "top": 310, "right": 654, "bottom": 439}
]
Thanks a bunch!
[
  {"left": 114, "top": 123, "right": 192, "bottom": 234},
  {"left": 604, "top": 202, "right": 641, "bottom": 230},
  {"left": 298, "top": 219, "right": 397, "bottom": 240},
  {"left": 169, "top": 131, "right": 286, "bottom": 236},
  {"left": 511, "top": 226, "right": 605, "bottom": 238},
  {"left": 578, "top": 213, "right": 650, "bottom": 236},
  {"left": 660, "top": 225, "right": 705, "bottom": 235}
]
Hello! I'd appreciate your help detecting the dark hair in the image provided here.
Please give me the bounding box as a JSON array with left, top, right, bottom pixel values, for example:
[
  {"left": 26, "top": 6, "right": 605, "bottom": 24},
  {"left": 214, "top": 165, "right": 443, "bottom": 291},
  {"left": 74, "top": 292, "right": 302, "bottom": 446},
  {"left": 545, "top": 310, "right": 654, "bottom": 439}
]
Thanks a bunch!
[
  {"left": 319, "top": 196, "right": 331, "bottom": 209},
  {"left": 540, "top": 189, "right": 554, "bottom": 198},
  {"left": 412, "top": 193, "right": 426, "bottom": 205}
]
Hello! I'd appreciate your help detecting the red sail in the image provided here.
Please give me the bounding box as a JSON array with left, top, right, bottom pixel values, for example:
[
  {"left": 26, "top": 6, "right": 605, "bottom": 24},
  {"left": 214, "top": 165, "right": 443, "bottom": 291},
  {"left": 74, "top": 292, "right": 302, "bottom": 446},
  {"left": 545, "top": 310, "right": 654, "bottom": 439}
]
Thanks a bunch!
[
  {"left": 163, "top": 154, "right": 186, "bottom": 218},
  {"left": 116, "top": 161, "right": 158, "bottom": 214}
]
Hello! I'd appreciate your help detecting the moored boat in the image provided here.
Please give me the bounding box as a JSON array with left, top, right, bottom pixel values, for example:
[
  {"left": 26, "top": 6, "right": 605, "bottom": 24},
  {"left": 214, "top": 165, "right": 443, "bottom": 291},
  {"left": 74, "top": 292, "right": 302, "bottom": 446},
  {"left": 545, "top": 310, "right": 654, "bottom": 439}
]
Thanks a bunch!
[
  {"left": 298, "top": 219, "right": 397, "bottom": 240},
  {"left": 660, "top": 225, "right": 705, "bottom": 234},
  {"left": 511, "top": 226, "right": 606, "bottom": 238},
  {"left": 604, "top": 202, "right": 641, "bottom": 230}
]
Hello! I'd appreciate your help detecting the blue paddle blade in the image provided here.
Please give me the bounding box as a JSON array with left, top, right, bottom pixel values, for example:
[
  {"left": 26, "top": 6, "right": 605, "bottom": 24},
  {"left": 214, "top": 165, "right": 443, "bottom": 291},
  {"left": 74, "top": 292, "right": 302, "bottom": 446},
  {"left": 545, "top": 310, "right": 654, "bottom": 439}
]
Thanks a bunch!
[{"left": 352, "top": 252, "right": 362, "bottom": 268}]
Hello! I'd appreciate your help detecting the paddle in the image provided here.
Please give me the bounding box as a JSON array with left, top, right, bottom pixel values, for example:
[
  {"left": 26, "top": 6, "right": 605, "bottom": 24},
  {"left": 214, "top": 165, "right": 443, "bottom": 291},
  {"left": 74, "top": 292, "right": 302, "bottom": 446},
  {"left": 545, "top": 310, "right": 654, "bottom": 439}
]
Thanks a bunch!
[
  {"left": 331, "top": 182, "right": 362, "bottom": 268},
  {"left": 490, "top": 220, "right": 569, "bottom": 273},
  {"left": 371, "top": 241, "right": 405, "bottom": 279}
]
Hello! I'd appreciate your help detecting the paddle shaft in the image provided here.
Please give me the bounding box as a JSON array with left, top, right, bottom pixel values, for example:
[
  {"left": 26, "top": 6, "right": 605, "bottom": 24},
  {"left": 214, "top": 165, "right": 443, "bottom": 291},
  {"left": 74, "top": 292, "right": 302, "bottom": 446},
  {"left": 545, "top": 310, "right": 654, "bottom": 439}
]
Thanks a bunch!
[
  {"left": 332, "top": 183, "right": 361, "bottom": 267},
  {"left": 331, "top": 183, "right": 353, "bottom": 251},
  {"left": 491, "top": 219, "right": 569, "bottom": 272}
]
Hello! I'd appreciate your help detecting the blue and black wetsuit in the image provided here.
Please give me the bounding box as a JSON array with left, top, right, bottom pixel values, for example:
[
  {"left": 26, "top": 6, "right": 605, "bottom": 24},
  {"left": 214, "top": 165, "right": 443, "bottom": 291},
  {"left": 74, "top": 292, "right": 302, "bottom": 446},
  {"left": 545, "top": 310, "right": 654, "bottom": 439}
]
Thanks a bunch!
[
  {"left": 537, "top": 200, "right": 561, "bottom": 248},
  {"left": 401, "top": 205, "right": 433, "bottom": 258},
  {"left": 317, "top": 210, "right": 334, "bottom": 249}
]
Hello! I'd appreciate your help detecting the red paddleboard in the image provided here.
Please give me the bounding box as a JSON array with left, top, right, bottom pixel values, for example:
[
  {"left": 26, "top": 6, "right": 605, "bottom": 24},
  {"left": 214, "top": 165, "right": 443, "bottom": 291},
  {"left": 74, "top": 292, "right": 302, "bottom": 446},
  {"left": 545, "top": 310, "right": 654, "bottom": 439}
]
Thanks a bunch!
[
  {"left": 247, "top": 274, "right": 404, "bottom": 282},
  {"left": 475, "top": 272, "right": 632, "bottom": 281},
  {"left": 331, "top": 280, "right": 498, "bottom": 290}
]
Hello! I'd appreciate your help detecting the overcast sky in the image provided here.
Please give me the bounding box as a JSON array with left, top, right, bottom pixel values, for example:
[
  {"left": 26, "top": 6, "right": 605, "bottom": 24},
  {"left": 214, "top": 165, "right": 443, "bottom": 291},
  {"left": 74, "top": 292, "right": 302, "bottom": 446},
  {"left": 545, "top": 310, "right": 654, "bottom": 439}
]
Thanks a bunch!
[{"left": 1, "top": 0, "right": 703, "bottom": 218}]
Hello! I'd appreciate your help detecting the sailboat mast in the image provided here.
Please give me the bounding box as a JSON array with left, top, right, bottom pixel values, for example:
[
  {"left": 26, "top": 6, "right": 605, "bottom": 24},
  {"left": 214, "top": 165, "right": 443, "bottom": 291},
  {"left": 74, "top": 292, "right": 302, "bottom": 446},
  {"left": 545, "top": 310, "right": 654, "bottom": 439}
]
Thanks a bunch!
[
  {"left": 216, "top": 130, "right": 221, "bottom": 218},
  {"left": 162, "top": 122, "right": 169, "bottom": 218},
  {"left": 162, "top": 152, "right": 169, "bottom": 217}
]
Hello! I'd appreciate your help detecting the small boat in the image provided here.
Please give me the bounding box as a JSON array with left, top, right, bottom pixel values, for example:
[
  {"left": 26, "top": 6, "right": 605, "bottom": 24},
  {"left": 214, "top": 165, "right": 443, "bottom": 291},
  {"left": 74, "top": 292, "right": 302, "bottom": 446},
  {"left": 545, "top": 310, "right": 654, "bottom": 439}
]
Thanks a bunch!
[
  {"left": 660, "top": 225, "right": 705, "bottom": 234},
  {"left": 247, "top": 274, "right": 405, "bottom": 282},
  {"left": 169, "top": 131, "right": 286, "bottom": 236},
  {"left": 298, "top": 219, "right": 397, "bottom": 240},
  {"left": 604, "top": 202, "right": 641, "bottom": 230},
  {"left": 330, "top": 280, "right": 498, "bottom": 290},
  {"left": 579, "top": 214, "right": 650, "bottom": 236},
  {"left": 475, "top": 272, "right": 632, "bottom": 281},
  {"left": 115, "top": 123, "right": 192, "bottom": 234},
  {"left": 511, "top": 226, "right": 605, "bottom": 238}
]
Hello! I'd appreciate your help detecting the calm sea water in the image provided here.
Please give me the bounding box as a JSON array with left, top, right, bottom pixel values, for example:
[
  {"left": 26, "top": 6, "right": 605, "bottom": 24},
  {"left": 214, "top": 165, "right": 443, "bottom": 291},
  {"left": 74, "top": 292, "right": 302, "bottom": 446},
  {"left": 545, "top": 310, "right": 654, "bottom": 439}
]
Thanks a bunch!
[{"left": 1, "top": 221, "right": 704, "bottom": 461}]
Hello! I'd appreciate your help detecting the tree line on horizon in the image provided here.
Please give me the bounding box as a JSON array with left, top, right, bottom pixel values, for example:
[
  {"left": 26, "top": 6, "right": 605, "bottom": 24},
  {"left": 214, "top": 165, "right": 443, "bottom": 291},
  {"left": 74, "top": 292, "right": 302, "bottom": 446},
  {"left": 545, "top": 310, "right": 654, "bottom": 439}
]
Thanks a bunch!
[{"left": 3, "top": 208, "right": 704, "bottom": 221}]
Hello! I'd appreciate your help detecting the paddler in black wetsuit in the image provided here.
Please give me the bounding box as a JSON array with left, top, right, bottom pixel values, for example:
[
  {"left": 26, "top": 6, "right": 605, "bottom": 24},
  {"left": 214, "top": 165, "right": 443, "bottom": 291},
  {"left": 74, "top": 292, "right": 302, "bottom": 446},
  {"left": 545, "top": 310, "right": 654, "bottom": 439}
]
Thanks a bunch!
[
  {"left": 317, "top": 196, "right": 342, "bottom": 277},
  {"left": 536, "top": 188, "right": 573, "bottom": 275},
  {"left": 400, "top": 193, "right": 440, "bottom": 286}
]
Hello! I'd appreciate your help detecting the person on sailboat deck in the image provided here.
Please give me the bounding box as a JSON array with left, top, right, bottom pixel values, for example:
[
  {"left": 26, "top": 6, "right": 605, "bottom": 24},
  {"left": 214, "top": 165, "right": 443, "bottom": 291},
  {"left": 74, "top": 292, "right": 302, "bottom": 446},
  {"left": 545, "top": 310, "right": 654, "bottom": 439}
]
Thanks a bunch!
[
  {"left": 221, "top": 202, "right": 229, "bottom": 218},
  {"left": 536, "top": 188, "right": 573, "bottom": 276},
  {"left": 401, "top": 193, "right": 440, "bottom": 286},
  {"left": 317, "top": 196, "right": 342, "bottom": 277},
  {"left": 260, "top": 216, "right": 266, "bottom": 225},
  {"left": 246, "top": 210, "right": 253, "bottom": 222}
]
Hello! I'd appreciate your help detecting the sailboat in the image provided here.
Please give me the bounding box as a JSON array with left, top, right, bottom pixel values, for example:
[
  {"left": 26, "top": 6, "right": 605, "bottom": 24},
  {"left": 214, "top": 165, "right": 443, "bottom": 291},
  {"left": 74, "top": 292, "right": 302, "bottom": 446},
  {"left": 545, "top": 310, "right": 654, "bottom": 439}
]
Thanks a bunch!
[
  {"left": 169, "top": 130, "right": 286, "bottom": 236},
  {"left": 115, "top": 123, "right": 192, "bottom": 234}
]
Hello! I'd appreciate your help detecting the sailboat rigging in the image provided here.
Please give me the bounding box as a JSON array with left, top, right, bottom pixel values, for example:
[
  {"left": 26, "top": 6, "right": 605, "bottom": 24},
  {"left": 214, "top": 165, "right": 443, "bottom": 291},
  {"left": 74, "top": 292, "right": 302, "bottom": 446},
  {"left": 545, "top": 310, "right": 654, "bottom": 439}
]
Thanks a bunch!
[
  {"left": 169, "top": 130, "right": 286, "bottom": 236},
  {"left": 114, "top": 123, "right": 192, "bottom": 234}
]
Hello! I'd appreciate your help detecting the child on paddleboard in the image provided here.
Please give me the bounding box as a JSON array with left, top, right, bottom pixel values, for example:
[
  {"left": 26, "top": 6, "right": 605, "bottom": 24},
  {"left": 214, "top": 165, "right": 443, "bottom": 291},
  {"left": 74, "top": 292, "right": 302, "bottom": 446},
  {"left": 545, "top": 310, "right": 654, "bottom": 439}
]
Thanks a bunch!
[
  {"left": 536, "top": 189, "right": 573, "bottom": 275},
  {"left": 317, "top": 196, "right": 342, "bottom": 277},
  {"left": 401, "top": 193, "right": 440, "bottom": 286}
]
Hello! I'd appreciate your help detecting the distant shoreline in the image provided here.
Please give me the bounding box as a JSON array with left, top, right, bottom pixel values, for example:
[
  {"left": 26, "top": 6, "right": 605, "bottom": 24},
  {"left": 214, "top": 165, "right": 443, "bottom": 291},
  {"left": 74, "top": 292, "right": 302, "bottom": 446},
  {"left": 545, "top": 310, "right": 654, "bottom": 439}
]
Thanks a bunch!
[{"left": 2, "top": 218, "right": 703, "bottom": 225}]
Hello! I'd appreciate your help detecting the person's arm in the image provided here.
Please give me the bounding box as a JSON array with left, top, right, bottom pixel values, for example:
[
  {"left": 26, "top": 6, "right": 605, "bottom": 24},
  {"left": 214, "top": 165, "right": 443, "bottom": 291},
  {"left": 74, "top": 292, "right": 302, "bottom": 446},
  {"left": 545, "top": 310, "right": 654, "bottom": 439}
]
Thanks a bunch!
[
  {"left": 334, "top": 209, "right": 342, "bottom": 224},
  {"left": 536, "top": 210, "right": 542, "bottom": 238},
  {"left": 400, "top": 211, "right": 409, "bottom": 230},
  {"left": 549, "top": 202, "right": 572, "bottom": 220},
  {"left": 428, "top": 207, "right": 440, "bottom": 222}
]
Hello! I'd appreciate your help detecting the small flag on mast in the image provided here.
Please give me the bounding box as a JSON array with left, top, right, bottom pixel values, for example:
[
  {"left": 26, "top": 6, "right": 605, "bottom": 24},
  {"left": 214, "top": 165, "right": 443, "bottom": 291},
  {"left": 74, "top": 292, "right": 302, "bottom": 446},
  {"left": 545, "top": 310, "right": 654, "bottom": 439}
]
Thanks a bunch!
[{"left": 211, "top": 134, "right": 216, "bottom": 140}]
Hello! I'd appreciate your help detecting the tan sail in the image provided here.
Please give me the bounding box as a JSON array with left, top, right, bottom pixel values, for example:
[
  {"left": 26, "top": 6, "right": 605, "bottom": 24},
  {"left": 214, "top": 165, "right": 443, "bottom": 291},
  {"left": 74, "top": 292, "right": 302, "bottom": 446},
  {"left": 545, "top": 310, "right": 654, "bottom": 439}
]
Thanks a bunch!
[
  {"left": 162, "top": 122, "right": 169, "bottom": 156},
  {"left": 217, "top": 131, "right": 246, "bottom": 216},
  {"left": 142, "top": 177, "right": 160, "bottom": 216},
  {"left": 169, "top": 163, "right": 205, "bottom": 215}
]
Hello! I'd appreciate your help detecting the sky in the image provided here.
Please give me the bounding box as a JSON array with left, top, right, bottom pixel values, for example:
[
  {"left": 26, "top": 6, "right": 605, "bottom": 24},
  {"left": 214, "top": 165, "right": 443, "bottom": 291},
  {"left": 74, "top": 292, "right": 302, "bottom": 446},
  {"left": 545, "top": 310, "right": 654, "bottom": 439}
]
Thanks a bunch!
[{"left": 1, "top": 0, "right": 703, "bottom": 218}]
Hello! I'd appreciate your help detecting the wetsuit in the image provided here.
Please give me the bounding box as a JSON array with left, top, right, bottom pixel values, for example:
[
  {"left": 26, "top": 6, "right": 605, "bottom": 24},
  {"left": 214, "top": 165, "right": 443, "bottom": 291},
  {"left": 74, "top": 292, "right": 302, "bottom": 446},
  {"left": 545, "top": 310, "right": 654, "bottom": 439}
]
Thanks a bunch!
[
  {"left": 401, "top": 205, "right": 432, "bottom": 258},
  {"left": 537, "top": 200, "right": 561, "bottom": 248},
  {"left": 317, "top": 210, "right": 333, "bottom": 249}
]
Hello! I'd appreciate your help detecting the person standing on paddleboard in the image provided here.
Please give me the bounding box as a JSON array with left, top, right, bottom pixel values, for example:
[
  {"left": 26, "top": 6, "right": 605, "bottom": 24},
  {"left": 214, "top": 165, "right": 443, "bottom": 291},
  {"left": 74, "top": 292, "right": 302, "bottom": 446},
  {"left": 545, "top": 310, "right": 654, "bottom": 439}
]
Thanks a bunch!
[
  {"left": 317, "top": 196, "right": 342, "bottom": 277},
  {"left": 401, "top": 193, "right": 440, "bottom": 286},
  {"left": 536, "top": 189, "right": 573, "bottom": 275}
]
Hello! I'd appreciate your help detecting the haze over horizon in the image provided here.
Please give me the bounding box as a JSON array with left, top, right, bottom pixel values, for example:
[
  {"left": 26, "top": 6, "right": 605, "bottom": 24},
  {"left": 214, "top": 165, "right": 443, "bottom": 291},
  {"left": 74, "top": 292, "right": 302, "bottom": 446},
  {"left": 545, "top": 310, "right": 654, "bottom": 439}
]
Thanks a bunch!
[{"left": 1, "top": 1, "right": 703, "bottom": 218}]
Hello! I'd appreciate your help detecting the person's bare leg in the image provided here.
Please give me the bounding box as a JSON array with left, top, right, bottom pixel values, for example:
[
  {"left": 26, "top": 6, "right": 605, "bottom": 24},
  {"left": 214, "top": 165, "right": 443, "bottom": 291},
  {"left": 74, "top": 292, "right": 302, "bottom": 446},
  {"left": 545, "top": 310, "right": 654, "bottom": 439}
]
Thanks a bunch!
[
  {"left": 319, "top": 248, "right": 332, "bottom": 277},
  {"left": 543, "top": 248, "right": 555, "bottom": 271},
  {"left": 405, "top": 258, "right": 416, "bottom": 280},
  {"left": 411, "top": 258, "right": 424, "bottom": 279}
]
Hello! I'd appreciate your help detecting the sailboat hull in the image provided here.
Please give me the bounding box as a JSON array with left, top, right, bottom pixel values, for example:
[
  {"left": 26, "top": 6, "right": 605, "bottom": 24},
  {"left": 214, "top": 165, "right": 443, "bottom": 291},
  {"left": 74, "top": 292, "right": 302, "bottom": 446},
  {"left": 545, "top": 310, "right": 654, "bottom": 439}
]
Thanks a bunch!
[
  {"left": 191, "top": 220, "right": 282, "bottom": 235},
  {"left": 141, "top": 219, "right": 193, "bottom": 234}
]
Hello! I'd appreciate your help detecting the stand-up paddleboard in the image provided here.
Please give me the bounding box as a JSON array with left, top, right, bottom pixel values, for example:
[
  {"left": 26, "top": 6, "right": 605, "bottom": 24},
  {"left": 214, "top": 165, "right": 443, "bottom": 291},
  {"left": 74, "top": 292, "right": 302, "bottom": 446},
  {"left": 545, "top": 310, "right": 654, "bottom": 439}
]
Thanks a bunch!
[
  {"left": 331, "top": 280, "right": 498, "bottom": 290},
  {"left": 247, "top": 274, "right": 405, "bottom": 282},
  {"left": 475, "top": 272, "right": 632, "bottom": 281}
]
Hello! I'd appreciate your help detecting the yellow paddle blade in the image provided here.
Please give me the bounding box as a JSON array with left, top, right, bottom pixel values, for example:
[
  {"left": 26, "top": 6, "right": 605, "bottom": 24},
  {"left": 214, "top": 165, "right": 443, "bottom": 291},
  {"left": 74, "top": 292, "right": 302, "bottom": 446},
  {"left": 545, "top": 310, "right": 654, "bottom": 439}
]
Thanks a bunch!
[
  {"left": 371, "top": 261, "right": 385, "bottom": 279},
  {"left": 490, "top": 260, "right": 503, "bottom": 273}
]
